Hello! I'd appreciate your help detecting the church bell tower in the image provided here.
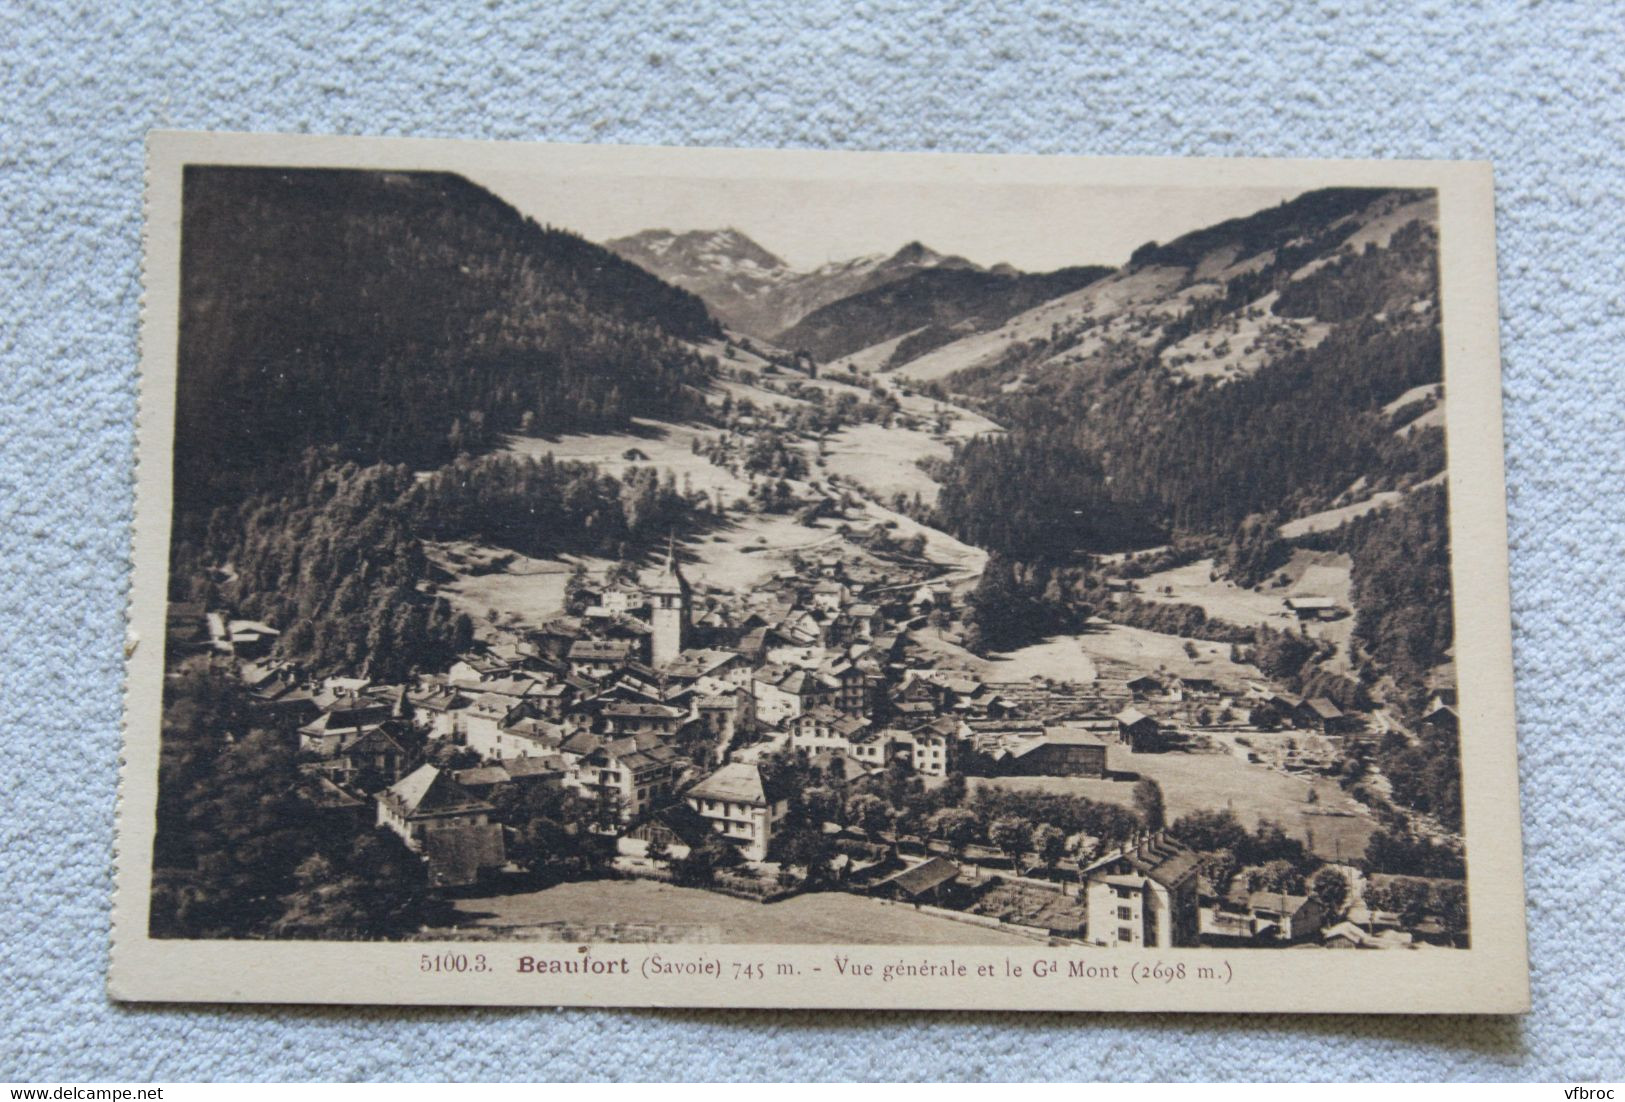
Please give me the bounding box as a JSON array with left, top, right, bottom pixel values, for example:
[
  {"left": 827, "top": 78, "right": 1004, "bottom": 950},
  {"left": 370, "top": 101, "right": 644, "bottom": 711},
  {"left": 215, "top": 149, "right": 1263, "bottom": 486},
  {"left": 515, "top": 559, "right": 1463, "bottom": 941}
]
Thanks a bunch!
[{"left": 647, "top": 534, "right": 691, "bottom": 667}]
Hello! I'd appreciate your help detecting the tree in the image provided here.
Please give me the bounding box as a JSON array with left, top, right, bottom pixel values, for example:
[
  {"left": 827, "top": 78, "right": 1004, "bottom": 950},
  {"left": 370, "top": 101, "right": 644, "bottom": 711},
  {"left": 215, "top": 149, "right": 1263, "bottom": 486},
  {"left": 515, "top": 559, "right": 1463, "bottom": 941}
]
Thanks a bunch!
[
  {"left": 1132, "top": 778, "right": 1166, "bottom": 832},
  {"left": 1195, "top": 848, "right": 1239, "bottom": 895},
  {"left": 645, "top": 835, "right": 672, "bottom": 870},
  {"left": 1250, "top": 859, "right": 1305, "bottom": 895},
  {"left": 1169, "top": 808, "right": 1249, "bottom": 853},
  {"left": 926, "top": 808, "right": 981, "bottom": 856},
  {"left": 987, "top": 816, "right": 1032, "bottom": 863},
  {"left": 846, "top": 794, "right": 892, "bottom": 840},
  {"left": 801, "top": 786, "right": 844, "bottom": 829},
  {"left": 1310, "top": 866, "right": 1349, "bottom": 917},
  {"left": 775, "top": 827, "right": 835, "bottom": 883},
  {"left": 563, "top": 561, "right": 593, "bottom": 614},
  {"left": 1031, "top": 823, "right": 1067, "bottom": 871},
  {"left": 1432, "top": 881, "right": 1468, "bottom": 946},
  {"left": 1384, "top": 876, "right": 1431, "bottom": 928}
]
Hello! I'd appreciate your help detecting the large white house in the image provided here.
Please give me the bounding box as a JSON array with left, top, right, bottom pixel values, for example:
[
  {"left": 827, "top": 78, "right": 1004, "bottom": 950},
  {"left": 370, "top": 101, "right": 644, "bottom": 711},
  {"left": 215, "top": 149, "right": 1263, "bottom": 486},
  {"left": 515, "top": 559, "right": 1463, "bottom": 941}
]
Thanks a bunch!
[{"left": 684, "top": 762, "right": 791, "bottom": 862}]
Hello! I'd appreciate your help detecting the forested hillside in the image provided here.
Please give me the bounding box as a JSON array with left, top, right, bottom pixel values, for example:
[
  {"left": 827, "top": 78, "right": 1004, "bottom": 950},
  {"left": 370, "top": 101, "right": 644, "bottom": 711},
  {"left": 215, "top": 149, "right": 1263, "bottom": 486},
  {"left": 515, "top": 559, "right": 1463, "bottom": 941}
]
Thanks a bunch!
[
  {"left": 774, "top": 264, "right": 1112, "bottom": 366},
  {"left": 176, "top": 167, "right": 720, "bottom": 529},
  {"left": 926, "top": 187, "right": 1450, "bottom": 700}
]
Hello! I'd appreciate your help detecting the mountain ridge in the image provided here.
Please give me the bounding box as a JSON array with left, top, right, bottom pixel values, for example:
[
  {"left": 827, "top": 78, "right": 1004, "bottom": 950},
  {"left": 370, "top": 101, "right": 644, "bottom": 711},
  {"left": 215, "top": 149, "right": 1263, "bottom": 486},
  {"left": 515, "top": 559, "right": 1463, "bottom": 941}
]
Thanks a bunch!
[{"left": 604, "top": 228, "right": 983, "bottom": 339}]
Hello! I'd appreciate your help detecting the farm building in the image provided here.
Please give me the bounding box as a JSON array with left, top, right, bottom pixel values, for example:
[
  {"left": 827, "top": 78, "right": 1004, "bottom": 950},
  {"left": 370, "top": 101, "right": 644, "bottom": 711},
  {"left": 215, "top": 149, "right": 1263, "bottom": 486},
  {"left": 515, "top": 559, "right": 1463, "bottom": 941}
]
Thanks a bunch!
[
  {"left": 1285, "top": 595, "right": 1345, "bottom": 621},
  {"left": 998, "top": 729, "right": 1109, "bottom": 777}
]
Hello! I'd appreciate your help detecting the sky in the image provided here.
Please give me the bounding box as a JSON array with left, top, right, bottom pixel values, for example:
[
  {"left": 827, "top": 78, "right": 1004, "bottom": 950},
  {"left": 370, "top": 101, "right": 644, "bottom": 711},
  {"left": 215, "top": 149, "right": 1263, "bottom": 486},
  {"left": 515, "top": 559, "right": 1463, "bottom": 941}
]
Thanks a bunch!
[{"left": 469, "top": 165, "right": 1309, "bottom": 272}]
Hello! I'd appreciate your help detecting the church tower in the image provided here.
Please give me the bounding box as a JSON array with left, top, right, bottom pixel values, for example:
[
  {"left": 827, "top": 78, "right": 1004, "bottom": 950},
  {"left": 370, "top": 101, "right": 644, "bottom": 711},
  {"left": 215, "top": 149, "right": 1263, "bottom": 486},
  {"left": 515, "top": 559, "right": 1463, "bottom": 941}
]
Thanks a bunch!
[{"left": 647, "top": 534, "right": 691, "bottom": 668}]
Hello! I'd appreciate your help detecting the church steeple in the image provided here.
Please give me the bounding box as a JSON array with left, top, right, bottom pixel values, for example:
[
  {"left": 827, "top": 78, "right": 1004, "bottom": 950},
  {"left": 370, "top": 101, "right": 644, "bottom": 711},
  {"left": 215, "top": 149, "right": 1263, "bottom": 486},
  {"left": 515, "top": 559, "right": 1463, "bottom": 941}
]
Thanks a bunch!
[
  {"left": 647, "top": 531, "right": 690, "bottom": 665},
  {"left": 648, "top": 531, "right": 689, "bottom": 597}
]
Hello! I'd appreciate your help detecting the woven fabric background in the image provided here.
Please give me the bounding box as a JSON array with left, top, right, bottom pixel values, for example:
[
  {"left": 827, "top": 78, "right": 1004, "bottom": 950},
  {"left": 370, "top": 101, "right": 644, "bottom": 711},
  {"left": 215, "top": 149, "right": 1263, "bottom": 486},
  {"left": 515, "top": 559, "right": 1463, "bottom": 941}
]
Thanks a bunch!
[{"left": 2, "top": 0, "right": 1621, "bottom": 1081}]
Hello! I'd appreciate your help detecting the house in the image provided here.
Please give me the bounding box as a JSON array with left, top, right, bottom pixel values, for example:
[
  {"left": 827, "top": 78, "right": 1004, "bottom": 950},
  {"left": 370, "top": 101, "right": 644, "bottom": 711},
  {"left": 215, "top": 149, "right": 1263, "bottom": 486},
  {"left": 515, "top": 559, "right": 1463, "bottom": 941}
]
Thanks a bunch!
[
  {"left": 846, "top": 729, "right": 898, "bottom": 769},
  {"left": 572, "top": 735, "right": 683, "bottom": 822},
  {"left": 1322, "top": 920, "right": 1414, "bottom": 949},
  {"left": 810, "top": 579, "right": 849, "bottom": 613},
  {"left": 407, "top": 684, "right": 465, "bottom": 739},
  {"left": 1245, "top": 891, "right": 1328, "bottom": 943},
  {"left": 599, "top": 583, "right": 646, "bottom": 616},
  {"left": 567, "top": 639, "right": 636, "bottom": 680},
  {"left": 680, "top": 682, "right": 755, "bottom": 756},
  {"left": 778, "top": 607, "right": 829, "bottom": 646},
  {"left": 846, "top": 602, "right": 880, "bottom": 639},
  {"left": 659, "top": 648, "right": 747, "bottom": 686},
  {"left": 1114, "top": 707, "right": 1165, "bottom": 752},
  {"left": 527, "top": 681, "right": 577, "bottom": 721},
  {"left": 529, "top": 617, "right": 582, "bottom": 660},
  {"left": 451, "top": 764, "right": 514, "bottom": 799},
  {"left": 871, "top": 857, "right": 962, "bottom": 905},
  {"left": 293, "top": 772, "right": 368, "bottom": 831},
  {"left": 788, "top": 705, "right": 844, "bottom": 752},
  {"left": 894, "top": 717, "right": 960, "bottom": 777},
  {"left": 1285, "top": 595, "right": 1344, "bottom": 621},
  {"left": 506, "top": 753, "right": 568, "bottom": 786},
  {"left": 1297, "top": 696, "right": 1353, "bottom": 735},
  {"left": 375, "top": 765, "right": 506, "bottom": 889},
  {"left": 329, "top": 724, "right": 412, "bottom": 789},
  {"left": 909, "top": 585, "right": 941, "bottom": 613},
  {"left": 460, "top": 692, "right": 531, "bottom": 756},
  {"left": 469, "top": 715, "right": 563, "bottom": 762},
  {"left": 1000, "top": 728, "right": 1108, "bottom": 777},
  {"left": 623, "top": 802, "right": 715, "bottom": 858},
  {"left": 1125, "top": 674, "right": 1163, "bottom": 699},
  {"left": 298, "top": 695, "right": 393, "bottom": 757},
  {"left": 1422, "top": 703, "right": 1459, "bottom": 735},
  {"left": 684, "top": 762, "right": 792, "bottom": 862},
  {"left": 752, "top": 664, "right": 827, "bottom": 727},
  {"left": 224, "top": 618, "right": 280, "bottom": 659},
  {"left": 1084, "top": 833, "right": 1201, "bottom": 949},
  {"left": 600, "top": 701, "right": 686, "bottom": 737},
  {"left": 448, "top": 653, "right": 513, "bottom": 687},
  {"left": 819, "top": 658, "right": 871, "bottom": 714}
]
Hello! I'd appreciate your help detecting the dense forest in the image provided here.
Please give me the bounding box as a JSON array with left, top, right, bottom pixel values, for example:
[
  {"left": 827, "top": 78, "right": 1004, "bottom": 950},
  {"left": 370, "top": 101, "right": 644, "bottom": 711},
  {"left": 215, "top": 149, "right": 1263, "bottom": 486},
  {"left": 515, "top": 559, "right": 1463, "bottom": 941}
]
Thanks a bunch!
[
  {"left": 925, "top": 191, "right": 1450, "bottom": 698},
  {"left": 775, "top": 263, "right": 1112, "bottom": 366},
  {"left": 172, "top": 449, "right": 707, "bottom": 680},
  {"left": 175, "top": 167, "right": 720, "bottom": 533},
  {"left": 933, "top": 313, "right": 1444, "bottom": 549},
  {"left": 150, "top": 665, "right": 434, "bottom": 938}
]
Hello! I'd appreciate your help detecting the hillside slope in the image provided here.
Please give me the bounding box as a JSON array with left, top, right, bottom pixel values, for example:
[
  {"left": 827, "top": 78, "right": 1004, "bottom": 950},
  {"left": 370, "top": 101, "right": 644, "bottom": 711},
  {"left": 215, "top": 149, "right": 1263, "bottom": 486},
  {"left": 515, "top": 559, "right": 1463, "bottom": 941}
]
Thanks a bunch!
[
  {"left": 604, "top": 230, "right": 979, "bottom": 339},
  {"left": 897, "top": 189, "right": 1437, "bottom": 386},
  {"left": 774, "top": 263, "right": 1113, "bottom": 366},
  {"left": 178, "top": 167, "right": 720, "bottom": 526},
  {"left": 927, "top": 187, "right": 1445, "bottom": 548}
]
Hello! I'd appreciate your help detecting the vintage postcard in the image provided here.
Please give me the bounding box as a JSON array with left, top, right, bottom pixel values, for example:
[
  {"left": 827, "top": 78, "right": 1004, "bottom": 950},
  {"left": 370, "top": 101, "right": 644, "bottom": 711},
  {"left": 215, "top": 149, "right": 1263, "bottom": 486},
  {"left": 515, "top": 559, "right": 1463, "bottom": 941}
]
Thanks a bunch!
[{"left": 114, "top": 131, "right": 1528, "bottom": 1011}]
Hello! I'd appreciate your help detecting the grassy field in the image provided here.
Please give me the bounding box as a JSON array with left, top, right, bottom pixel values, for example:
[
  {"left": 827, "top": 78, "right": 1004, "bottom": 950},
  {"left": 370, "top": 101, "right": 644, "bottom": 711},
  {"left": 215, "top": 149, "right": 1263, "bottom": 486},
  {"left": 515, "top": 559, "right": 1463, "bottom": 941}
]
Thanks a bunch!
[
  {"left": 450, "top": 879, "right": 1036, "bottom": 945},
  {"left": 1135, "top": 552, "right": 1352, "bottom": 633},
  {"left": 1061, "top": 622, "right": 1259, "bottom": 684},
  {"left": 426, "top": 541, "right": 613, "bottom": 633},
  {"left": 969, "top": 748, "right": 1377, "bottom": 862},
  {"left": 505, "top": 419, "right": 746, "bottom": 501},
  {"left": 820, "top": 420, "right": 949, "bottom": 506}
]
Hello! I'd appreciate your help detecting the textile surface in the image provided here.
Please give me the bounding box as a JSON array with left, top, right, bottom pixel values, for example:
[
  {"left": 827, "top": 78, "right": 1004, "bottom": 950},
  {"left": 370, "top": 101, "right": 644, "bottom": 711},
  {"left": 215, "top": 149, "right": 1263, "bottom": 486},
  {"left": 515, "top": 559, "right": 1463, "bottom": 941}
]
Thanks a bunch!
[{"left": 2, "top": 0, "right": 1621, "bottom": 1082}]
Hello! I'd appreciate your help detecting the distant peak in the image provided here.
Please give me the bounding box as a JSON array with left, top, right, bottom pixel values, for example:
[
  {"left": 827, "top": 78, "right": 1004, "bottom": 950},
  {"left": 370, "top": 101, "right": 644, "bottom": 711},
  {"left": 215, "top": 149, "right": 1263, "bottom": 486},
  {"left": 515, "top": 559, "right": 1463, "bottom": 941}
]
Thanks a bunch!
[{"left": 888, "top": 240, "right": 940, "bottom": 265}]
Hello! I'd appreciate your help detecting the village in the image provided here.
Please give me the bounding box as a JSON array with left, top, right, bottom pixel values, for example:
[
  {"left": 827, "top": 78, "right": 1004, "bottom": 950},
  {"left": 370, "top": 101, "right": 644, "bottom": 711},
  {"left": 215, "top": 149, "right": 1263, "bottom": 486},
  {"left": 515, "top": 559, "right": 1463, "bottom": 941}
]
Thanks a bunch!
[{"left": 166, "top": 509, "right": 1465, "bottom": 952}]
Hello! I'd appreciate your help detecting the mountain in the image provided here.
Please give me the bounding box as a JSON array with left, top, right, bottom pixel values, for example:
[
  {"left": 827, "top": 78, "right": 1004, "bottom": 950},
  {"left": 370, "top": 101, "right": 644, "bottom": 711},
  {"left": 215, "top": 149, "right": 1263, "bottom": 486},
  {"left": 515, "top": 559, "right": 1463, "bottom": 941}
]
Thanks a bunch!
[
  {"left": 773, "top": 263, "right": 1114, "bottom": 366},
  {"left": 895, "top": 188, "right": 1438, "bottom": 387},
  {"left": 601, "top": 228, "right": 794, "bottom": 334},
  {"left": 927, "top": 186, "right": 1445, "bottom": 551},
  {"left": 603, "top": 230, "right": 979, "bottom": 339},
  {"left": 176, "top": 167, "right": 720, "bottom": 526}
]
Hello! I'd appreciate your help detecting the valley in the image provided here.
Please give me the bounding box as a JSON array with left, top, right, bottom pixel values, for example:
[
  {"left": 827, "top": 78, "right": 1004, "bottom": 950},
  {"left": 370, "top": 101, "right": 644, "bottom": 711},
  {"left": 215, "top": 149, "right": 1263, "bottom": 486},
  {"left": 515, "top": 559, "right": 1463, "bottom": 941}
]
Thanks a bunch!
[{"left": 157, "top": 167, "right": 1466, "bottom": 952}]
